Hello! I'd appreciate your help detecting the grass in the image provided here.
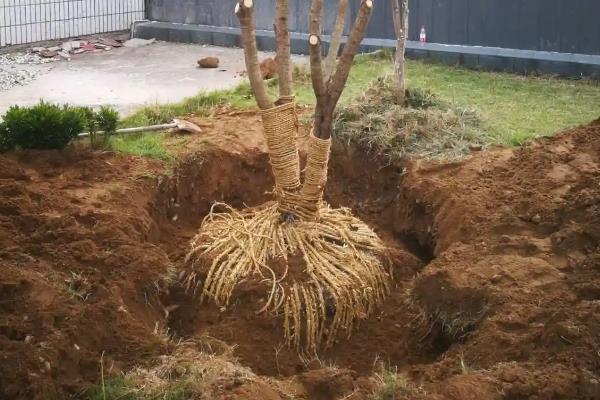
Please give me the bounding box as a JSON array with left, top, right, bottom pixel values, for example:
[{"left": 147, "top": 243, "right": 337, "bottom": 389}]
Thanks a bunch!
[
  {"left": 404, "top": 58, "right": 600, "bottom": 145},
  {"left": 113, "top": 51, "right": 600, "bottom": 159},
  {"left": 108, "top": 132, "right": 172, "bottom": 160},
  {"left": 369, "top": 363, "right": 418, "bottom": 400}
]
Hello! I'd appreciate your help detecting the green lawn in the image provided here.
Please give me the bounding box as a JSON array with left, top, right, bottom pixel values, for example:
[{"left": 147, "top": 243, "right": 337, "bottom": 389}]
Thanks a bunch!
[{"left": 116, "top": 53, "right": 600, "bottom": 158}]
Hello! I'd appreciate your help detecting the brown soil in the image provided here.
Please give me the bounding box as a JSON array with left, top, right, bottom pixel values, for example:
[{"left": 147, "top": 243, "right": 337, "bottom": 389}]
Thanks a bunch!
[{"left": 1, "top": 110, "right": 599, "bottom": 400}]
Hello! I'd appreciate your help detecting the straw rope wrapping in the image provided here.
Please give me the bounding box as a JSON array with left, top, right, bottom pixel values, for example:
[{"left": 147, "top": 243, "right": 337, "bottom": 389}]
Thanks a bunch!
[
  {"left": 185, "top": 111, "right": 391, "bottom": 353},
  {"left": 260, "top": 101, "right": 302, "bottom": 214}
]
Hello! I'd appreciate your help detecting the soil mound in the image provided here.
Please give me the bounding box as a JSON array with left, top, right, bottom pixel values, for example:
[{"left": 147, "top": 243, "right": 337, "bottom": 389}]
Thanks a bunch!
[{"left": 0, "top": 114, "right": 599, "bottom": 399}]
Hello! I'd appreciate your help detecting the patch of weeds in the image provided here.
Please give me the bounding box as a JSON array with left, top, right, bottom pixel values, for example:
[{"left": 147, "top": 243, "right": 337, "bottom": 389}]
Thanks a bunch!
[
  {"left": 370, "top": 363, "right": 418, "bottom": 400},
  {"left": 109, "top": 132, "right": 171, "bottom": 160},
  {"left": 334, "top": 74, "right": 487, "bottom": 161},
  {"left": 65, "top": 272, "right": 92, "bottom": 302}
]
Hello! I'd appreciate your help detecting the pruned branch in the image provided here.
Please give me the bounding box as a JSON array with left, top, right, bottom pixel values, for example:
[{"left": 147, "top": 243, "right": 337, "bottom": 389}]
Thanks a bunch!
[
  {"left": 392, "top": 0, "right": 402, "bottom": 39},
  {"left": 392, "top": 0, "right": 409, "bottom": 102},
  {"left": 236, "top": 0, "right": 273, "bottom": 110},
  {"left": 326, "top": 0, "right": 373, "bottom": 115},
  {"left": 275, "top": 0, "right": 293, "bottom": 102},
  {"left": 308, "top": 0, "right": 327, "bottom": 108},
  {"left": 323, "top": 0, "right": 348, "bottom": 82}
]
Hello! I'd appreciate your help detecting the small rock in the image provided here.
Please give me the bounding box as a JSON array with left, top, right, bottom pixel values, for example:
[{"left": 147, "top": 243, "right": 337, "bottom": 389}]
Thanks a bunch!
[
  {"left": 198, "top": 56, "right": 220, "bottom": 68},
  {"left": 31, "top": 47, "right": 46, "bottom": 53},
  {"left": 57, "top": 51, "right": 71, "bottom": 60},
  {"left": 24, "top": 335, "right": 34, "bottom": 344},
  {"left": 490, "top": 274, "right": 502, "bottom": 283},
  {"left": 39, "top": 50, "right": 58, "bottom": 58},
  {"left": 61, "top": 41, "right": 81, "bottom": 52},
  {"left": 531, "top": 214, "right": 541, "bottom": 224},
  {"left": 469, "top": 144, "right": 483, "bottom": 151},
  {"left": 259, "top": 57, "right": 277, "bottom": 79}
]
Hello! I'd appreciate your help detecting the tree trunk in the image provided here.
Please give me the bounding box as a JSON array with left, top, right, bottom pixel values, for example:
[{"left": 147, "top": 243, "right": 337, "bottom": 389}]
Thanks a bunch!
[
  {"left": 323, "top": 0, "right": 348, "bottom": 83},
  {"left": 392, "top": 0, "right": 409, "bottom": 104}
]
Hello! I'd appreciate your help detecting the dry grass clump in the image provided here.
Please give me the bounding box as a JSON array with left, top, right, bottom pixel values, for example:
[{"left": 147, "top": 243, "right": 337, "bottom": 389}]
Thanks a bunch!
[
  {"left": 333, "top": 75, "right": 487, "bottom": 160},
  {"left": 90, "top": 338, "right": 256, "bottom": 400}
]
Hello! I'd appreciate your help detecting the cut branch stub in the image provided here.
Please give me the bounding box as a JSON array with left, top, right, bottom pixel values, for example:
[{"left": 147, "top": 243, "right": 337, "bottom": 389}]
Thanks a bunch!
[{"left": 235, "top": 0, "right": 273, "bottom": 110}]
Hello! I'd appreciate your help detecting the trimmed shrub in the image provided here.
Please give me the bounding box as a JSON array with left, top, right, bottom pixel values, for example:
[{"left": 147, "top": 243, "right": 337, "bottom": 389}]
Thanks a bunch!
[
  {"left": 1, "top": 102, "right": 85, "bottom": 150},
  {"left": 81, "top": 105, "right": 120, "bottom": 148},
  {"left": 96, "top": 106, "right": 119, "bottom": 135}
]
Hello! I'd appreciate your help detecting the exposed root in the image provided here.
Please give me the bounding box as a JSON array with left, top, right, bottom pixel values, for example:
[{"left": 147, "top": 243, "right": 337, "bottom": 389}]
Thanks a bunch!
[{"left": 185, "top": 201, "right": 391, "bottom": 353}]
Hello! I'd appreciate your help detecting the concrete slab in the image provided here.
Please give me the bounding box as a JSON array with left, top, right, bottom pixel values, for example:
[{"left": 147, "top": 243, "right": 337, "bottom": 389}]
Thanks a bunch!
[{"left": 0, "top": 42, "right": 286, "bottom": 117}]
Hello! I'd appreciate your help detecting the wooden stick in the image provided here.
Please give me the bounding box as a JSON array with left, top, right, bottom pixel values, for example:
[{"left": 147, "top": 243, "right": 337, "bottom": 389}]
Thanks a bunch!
[
  {"left": 236, "top": 0, "right": 273, "bottom": 110},
  {"left": 275, "top": 0, "right": 293, "bottom": 102},
  {"left": 323, "top": 0, "right": 348, "bottom": 82}
]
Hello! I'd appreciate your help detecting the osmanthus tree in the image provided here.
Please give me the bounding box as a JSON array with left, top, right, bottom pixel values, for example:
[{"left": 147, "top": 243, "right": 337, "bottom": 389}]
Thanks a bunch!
[{"left": 185, "top": 0, "right": 390, "bottom": 353}]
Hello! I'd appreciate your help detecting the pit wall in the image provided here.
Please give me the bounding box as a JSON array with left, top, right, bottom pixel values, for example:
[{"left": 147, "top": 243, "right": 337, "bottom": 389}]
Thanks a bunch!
[{"left": 136, "top": 0, "right": 600, "bottom": 78}]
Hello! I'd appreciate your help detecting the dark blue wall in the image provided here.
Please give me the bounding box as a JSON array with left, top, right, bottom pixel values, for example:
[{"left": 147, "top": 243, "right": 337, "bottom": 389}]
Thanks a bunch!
[{"left": 147, "top": 0, "right": 600, "bottom": 56}]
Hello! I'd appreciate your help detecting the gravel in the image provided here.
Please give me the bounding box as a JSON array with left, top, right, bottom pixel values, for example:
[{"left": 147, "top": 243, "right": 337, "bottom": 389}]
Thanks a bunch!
[
  {"left": 0, "top": 52, "right": 56, "bottom": 66},
  {"left": 0, "top": 52, "right": 55, "bottom": 92}
]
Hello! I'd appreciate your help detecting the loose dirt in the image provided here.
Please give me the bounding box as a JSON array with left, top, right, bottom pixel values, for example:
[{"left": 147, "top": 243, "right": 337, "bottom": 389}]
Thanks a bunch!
[{"left": 0, "top": 111, "right": 598, "bottom": 399}]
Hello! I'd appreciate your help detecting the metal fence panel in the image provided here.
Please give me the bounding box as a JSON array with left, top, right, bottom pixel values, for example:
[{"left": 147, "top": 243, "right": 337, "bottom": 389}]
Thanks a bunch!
[
  {"left": 0, "top": 0, "right": 146, "bottom": 47},
  {"left": 145, "top": 0, "right": 600, "bottom": 56}
]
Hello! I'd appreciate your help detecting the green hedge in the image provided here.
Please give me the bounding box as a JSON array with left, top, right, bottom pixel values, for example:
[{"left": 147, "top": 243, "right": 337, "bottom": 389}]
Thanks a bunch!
[{"left": 0, "top": 102, "right": 120, "bottom": 152}]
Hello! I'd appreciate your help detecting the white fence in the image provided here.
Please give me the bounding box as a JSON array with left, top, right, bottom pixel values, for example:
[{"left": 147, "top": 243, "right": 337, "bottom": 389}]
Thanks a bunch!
[{"left": 0, "top": 0, "right": 146, "bottom": 47}]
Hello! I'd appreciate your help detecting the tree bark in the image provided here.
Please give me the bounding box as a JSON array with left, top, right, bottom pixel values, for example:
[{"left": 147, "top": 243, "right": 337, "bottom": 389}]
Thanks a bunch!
[
  {"left": 275, "top": 0, "right": 293, "bottom": 103},
  {"left": 236, "top": 1, "right": 273, "bottom": 110},
  {"left": 322, "top": 0, "right": 348, "bottom": 83},
  {"left": 392, "top": 0, "right": 409, "bottom": 104}
]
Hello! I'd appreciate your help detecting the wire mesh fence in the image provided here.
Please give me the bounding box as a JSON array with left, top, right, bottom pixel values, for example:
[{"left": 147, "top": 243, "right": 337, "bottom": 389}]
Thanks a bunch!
[{"left": 0, "top": 0, "right": 146, "bottom": 47}]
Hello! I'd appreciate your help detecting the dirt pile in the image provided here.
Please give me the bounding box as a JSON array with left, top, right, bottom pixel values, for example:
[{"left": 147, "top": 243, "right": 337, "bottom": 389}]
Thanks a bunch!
[{"left": 0, "top": 113, "right": 599, "bottom": 399}]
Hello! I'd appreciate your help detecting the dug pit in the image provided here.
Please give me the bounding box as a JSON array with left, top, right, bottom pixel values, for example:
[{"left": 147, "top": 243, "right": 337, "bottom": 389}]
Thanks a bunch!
[
  {"left": 150, "top": 144, "right": 441, "bottom": 376},
  {"left": 1, "top": 113, "right": 599, "bottom": 400}
]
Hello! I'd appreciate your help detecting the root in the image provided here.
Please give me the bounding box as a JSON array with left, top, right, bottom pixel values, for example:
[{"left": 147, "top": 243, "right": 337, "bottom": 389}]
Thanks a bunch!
[{"left": 185, "top": 202, "right": 391, "bottom": 353}]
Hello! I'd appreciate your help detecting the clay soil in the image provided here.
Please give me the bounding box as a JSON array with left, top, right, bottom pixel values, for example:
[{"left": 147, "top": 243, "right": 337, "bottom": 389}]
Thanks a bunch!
[{"left": 1, "top": 110, "right": 599, "bottom": 400}]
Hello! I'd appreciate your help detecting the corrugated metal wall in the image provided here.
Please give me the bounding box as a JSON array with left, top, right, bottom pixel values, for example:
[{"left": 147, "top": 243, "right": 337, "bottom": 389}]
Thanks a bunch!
[
  {"left": 146, "top": 0, "right": 600, "bottom": 56},
  {"left": 0, "top": 0, "right": 146, "bottom": 47}
]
